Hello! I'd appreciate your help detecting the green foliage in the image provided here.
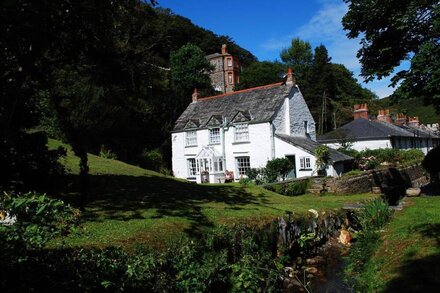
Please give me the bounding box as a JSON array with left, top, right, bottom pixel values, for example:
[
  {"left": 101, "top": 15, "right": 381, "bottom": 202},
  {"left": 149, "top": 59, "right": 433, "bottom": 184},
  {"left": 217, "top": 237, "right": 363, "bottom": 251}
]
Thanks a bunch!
[
  {"left": 264, "top": 178, "right": 310, "bottom": 196},
  {"left": 314, "top": 145, "right": 330, "bottom": 173},
  {"left": 170, "top": 43, "right": 214, "bottom": 96},
  {"left": 345, "top": 198, "right": 392, "bottom": 291},
  {"left": 141, "top": 148, "right": 166, "bottom": 173},
  {"left": 285, "top": 180, "right": 310, "bottom": 196},
  {"left": 265, "top": 158, "right": 294, "bottom": 183},
  {"left": 357, "top": 198, "right": 392, "bottom": 232},
  {"left": 0, "top": 191, "right": 78, "bottom": 260},
  {"left": 99, "top": 145, "right": 118, "bottom": 160},
  {"left": 342, "top": 0, "right": 440, "bottom": 110},
  {"left": 280, "top": 38, "right": 313, "bottom": 79},
  {"left": 0, "top": 131, "right": 66, "bottom": 189},
  {"left": 236, "top": 61, "right": 285, "bottom": 90},
  {"left": 1, "top": 224, "right": 283, "bottom": 292},
  {"left": 338, "top": 148, "right": 424, "bottom": 170}
]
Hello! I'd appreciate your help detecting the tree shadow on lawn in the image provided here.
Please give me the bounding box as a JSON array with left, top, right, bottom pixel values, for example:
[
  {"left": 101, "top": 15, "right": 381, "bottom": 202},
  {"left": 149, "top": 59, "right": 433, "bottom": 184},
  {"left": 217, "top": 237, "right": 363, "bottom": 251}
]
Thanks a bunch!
[
  {"left": 58, "top": 174, "right": 266, "bottom": 237},
  {"left": 384, "top": 223, "right": 440, "bottom": 292}
]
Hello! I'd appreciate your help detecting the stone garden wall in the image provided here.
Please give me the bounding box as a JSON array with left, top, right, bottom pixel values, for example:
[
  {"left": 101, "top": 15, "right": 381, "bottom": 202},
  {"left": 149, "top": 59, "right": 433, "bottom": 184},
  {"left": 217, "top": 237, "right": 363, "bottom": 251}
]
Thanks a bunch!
[{"left": 308, "top": 164, "right": 428, "bottom": 195}]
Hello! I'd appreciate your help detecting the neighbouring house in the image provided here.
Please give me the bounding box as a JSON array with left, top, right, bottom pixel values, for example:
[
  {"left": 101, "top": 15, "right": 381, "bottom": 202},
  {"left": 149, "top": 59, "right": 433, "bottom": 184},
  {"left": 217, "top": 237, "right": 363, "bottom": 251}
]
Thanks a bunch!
[
  {"left": 171, "top": 69, "right": 352, "bottom": 183},
  {"left": 318, "top": 104, "right": 440, "bottom": 154},
  {"left": 206, "top": 44, "right": 241, "bottom": 93}
]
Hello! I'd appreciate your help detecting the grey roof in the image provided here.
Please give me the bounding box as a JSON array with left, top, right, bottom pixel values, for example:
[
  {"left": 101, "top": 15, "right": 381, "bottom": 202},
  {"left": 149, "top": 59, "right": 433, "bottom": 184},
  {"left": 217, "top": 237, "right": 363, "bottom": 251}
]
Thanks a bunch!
[
  {"left": 275, "top": 134, "right": 353, "bottom": 163},
  {"left": 173, "top": 83, "right": 293, "bottom": 132},
  {"left": 206, "top": 52, "right": 230, "bottom": 59},
  {"left": 317, "top": 118, "right": 438, "bottom": 142}
]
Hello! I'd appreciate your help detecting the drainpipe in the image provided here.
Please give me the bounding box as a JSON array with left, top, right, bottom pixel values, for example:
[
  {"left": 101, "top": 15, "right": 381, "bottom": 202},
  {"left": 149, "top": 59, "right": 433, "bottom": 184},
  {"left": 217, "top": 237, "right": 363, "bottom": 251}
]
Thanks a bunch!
[
  {"left": 270, "top": 122, "right": 276, "bottom": 159},
  {"left": 222, "top": 117, "right": 228, "bottom": 170}
]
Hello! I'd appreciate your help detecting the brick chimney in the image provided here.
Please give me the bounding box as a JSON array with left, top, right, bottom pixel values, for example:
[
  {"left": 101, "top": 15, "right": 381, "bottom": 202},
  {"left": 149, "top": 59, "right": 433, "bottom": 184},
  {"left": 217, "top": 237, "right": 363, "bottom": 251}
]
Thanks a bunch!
[
  {"left": 221, "top": 44, "right": 227, "bottom": 55},
  {"left": 395, "top": 113, "right": 407, "bottom": 126},
  {"left": 192, "top": 88, "right": 199, "bottom": 103},
  {"left": 408, "top": 116, "right": 420, "bottom": 128},
  {"left": 285, "top": 67, "right": 296, "bottom": 85},
  {"left": 353, "top": 104, "right": 369, "bottom": 120},
  {"left": 377, "top": 109, "right": 392, "bottom": 123}
]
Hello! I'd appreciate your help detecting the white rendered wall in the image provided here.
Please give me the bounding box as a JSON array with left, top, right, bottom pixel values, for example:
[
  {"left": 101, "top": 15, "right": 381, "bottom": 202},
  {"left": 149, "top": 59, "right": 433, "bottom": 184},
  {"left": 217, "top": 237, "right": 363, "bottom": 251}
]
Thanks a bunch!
[
  {"left": 274, "top": 137, "right": 317, "bottom": 178},
  {"left": 171, "top": 122, "right": 274, "bottom": 182},
  {"left": 325, "top": 139, "right": 392, "bottom": 152}
]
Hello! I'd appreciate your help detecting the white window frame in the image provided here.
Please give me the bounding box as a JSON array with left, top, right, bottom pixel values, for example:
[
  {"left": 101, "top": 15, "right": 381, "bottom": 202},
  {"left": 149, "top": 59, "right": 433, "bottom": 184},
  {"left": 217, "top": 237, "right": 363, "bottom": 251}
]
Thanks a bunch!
[
  {"left": 185, "top": 131, "right": 197, "bottom": 146},
  {"left": 234, "top": 124, "right": 249, "bottom": 142},
  {"left": 213, "top": 157, "right": 224, "bottom": 173},
  {"left": 187, "top": 158, "right": 198, "bottom": 177},
  {"left": 209, "top": 128, "right": 221, "bottom": 144},
  {"left": 300, "top": 157, "right": 311, "bottom": 170},
  {"left": 228, "top": 72, "right": 233, "bottom": 84},
  {"left": 236, "top": 156, "right": 251, "bottom": 176},
  {"left": 227, "top": 58, "right": 232, "bottom": 67}
]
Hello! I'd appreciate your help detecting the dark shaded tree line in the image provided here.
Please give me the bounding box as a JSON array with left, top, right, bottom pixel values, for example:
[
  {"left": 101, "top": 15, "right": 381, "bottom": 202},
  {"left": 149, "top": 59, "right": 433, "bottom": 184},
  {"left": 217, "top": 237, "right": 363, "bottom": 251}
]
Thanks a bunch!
[{"left": 0, "top": 0, "right": 255, "bottom": 206}]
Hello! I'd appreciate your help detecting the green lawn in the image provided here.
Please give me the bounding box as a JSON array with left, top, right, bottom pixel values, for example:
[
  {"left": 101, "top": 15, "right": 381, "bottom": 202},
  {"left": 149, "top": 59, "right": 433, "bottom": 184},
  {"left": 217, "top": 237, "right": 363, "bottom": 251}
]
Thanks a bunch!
[
  {"left": 48, "top": 139, "right": 377, "bottom": 249},
  {"left": 361, "top": 196, "right": 440, "bottom": 291}
]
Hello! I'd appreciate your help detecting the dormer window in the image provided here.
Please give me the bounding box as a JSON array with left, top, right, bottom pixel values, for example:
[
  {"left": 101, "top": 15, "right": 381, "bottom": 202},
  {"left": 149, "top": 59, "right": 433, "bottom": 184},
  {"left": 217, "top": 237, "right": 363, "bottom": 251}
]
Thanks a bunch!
[
  {"left": 185, "top": 131, "right": 197, "bottom": 146},
  {"left": 209, "top": 128, "right": 221, "bottom": 144},
  {"left": 235, "top": 124, "right": 249, "bottom": 142}
]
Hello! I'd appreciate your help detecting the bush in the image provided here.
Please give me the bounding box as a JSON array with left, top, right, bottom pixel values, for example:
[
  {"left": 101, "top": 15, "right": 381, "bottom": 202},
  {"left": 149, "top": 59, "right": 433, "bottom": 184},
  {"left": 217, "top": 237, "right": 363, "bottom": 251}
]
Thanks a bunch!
[
  {"left": 264, "top": 178, "right": 310, "bottom": 196},
  {"left": 345, "top": 198, "right": 392, "bottom": 291},
  {"left": 99, "top": 144, "right": 118, "bottom": 160},
  {"left": 264, "top": 158, "right": 294, "bottom": 183},
  {"left": 285, "top": 180, "right": 310, "bottom": 196}
]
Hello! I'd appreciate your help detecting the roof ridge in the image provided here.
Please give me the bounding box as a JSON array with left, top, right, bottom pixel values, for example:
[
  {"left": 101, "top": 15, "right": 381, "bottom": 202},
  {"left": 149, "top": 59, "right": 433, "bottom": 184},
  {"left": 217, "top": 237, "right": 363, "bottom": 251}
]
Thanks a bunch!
[{"left": 198, "top": 82, "right": 285, "bottom": 101}]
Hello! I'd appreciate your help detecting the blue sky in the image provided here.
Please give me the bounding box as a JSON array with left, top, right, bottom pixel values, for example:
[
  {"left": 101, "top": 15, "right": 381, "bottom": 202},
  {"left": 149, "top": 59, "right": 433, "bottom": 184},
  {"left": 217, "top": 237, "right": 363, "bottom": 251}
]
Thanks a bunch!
[{"left": 159, "top": 0, "right": 404, "bottom": 98}]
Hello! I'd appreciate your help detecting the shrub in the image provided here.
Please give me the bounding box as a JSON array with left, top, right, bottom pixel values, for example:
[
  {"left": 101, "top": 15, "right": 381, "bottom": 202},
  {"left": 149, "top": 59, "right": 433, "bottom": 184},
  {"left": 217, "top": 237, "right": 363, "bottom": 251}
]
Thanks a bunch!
[
  {"left": 285, "top": 179, "right": 310, "bottom": 196},
  {"left": 315, "top": 145, "right": 330, "bottom": 174},
  {"left": 265, "top": 158, "right": 293, "bottom": 182},
  {"left": 99, "top": 144, "right": 118, "bottom": 160}
]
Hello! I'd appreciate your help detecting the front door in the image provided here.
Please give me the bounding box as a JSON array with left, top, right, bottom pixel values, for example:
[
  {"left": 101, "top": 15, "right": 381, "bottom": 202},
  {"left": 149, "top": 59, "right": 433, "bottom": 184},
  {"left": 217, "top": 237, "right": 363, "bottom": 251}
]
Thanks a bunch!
[{"left": 285, "top": 155, "right": 296, "bottom": 179}]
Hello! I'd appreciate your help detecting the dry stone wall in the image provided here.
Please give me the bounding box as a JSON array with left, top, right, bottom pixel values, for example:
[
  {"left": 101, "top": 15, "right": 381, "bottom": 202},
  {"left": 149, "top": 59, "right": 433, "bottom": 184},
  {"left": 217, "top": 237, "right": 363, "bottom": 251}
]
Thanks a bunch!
[{"left": 311, "top": 164, "right": 428, "bottom": 194}]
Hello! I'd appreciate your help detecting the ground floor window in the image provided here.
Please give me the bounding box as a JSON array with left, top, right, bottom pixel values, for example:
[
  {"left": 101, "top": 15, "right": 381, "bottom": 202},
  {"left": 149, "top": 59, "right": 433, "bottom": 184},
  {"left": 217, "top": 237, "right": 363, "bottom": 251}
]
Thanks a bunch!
[
  {"left": 236, "top": 156, "right": 250, "bottom": 176},
  {"left": 300, "top": 157, "right": 311, "bottom": 170},
  {"left": 187, "top": 158, "right": 198, "bottom": 176},
  {"left": 213, "top": 157, "right": 224, "bottom": 172}
]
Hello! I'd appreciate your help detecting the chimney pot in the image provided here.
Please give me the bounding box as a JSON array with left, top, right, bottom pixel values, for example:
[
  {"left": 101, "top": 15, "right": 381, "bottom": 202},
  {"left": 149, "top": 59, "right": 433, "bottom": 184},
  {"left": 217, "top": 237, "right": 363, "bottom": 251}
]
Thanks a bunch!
[
  {"left": 221, "top": 44, "right": 227, "bottom": 55},
  {"left": 408, "top": 116, "right": 420, "bottom": 128},
  {"left": 192, "top": 88, "right": 200, "bottom": 103},
  {"left": 353, "top": 103, "right": 369, "bottom": 120},
  {"left": 377, "top": 109, "right": 392, "bottom": 123},
  {"left": 285, "top": 67, "right": 295, "bottom": 85},
  {"left": 395, "top": 113, "right": 407, "bottom": 126}
]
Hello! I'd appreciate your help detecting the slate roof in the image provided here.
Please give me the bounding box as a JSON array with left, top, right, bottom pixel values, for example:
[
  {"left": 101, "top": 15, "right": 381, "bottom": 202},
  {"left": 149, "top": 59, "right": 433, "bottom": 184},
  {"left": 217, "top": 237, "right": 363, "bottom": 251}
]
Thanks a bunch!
[
  {"left": 173, "top": 82, "right": 293, "bottom": 132},
  {"left": 275, "top": 134, "right": 353, "bottom": 163},
  {"left": 317, "top": 118, "right": 438, "bottom": 142}
]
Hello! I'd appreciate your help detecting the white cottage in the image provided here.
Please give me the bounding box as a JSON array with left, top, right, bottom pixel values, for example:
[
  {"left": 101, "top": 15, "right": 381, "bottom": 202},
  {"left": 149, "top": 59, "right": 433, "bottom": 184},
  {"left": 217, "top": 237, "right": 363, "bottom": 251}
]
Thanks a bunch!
[
  {"left": 171, "top": 70, "right": 352, "bottom": 183},
  {"left": 318, "top": 104, "right": 439, "bottom": 154}
]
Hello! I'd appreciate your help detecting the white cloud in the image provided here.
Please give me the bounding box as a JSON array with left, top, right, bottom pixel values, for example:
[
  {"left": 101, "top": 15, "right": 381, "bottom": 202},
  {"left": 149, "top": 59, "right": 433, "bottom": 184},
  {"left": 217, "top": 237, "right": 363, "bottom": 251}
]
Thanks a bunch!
[{"left": 259, "top": 0, "right": 398, "bottom": 98}]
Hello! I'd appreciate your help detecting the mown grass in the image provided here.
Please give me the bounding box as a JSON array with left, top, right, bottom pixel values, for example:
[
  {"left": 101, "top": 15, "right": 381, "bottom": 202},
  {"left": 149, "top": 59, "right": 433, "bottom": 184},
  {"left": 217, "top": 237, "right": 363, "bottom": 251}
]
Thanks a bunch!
[
  {"left": 48, "top": 139, "right": 377, "bottom": 249},
  {"left": 358, "top": 196, "right": 440, "bottom": 291}
]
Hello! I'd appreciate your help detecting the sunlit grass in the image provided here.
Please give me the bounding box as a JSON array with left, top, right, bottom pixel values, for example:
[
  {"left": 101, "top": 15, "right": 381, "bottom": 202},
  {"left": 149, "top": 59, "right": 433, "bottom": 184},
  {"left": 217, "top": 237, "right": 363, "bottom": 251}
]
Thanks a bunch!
[{"left": 47, "top": 139, "right": 377, "bottom": 249}]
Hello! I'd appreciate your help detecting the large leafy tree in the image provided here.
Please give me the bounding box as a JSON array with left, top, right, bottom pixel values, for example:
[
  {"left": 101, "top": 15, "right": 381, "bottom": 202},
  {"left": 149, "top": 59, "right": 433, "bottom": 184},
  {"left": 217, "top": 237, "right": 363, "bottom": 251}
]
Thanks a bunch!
[
  {"left": 280, "top": 38, "right": 313, "bottom": 80},
  {"left": 170, "top": 43, "right": 213, "bottom": 114},
  {"left": 235, "top": 61, "right": 285, "bottom": 90},
  {"left": 342, "top": 0, "right": 440, "bottom": 110}
]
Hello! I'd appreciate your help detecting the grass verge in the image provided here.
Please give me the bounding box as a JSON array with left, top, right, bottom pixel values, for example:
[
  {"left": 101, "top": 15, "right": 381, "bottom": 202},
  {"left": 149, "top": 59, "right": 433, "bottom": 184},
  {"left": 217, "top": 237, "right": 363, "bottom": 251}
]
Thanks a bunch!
[{"left": 353, "top": 196, "right": 440, "bottom": 291}]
